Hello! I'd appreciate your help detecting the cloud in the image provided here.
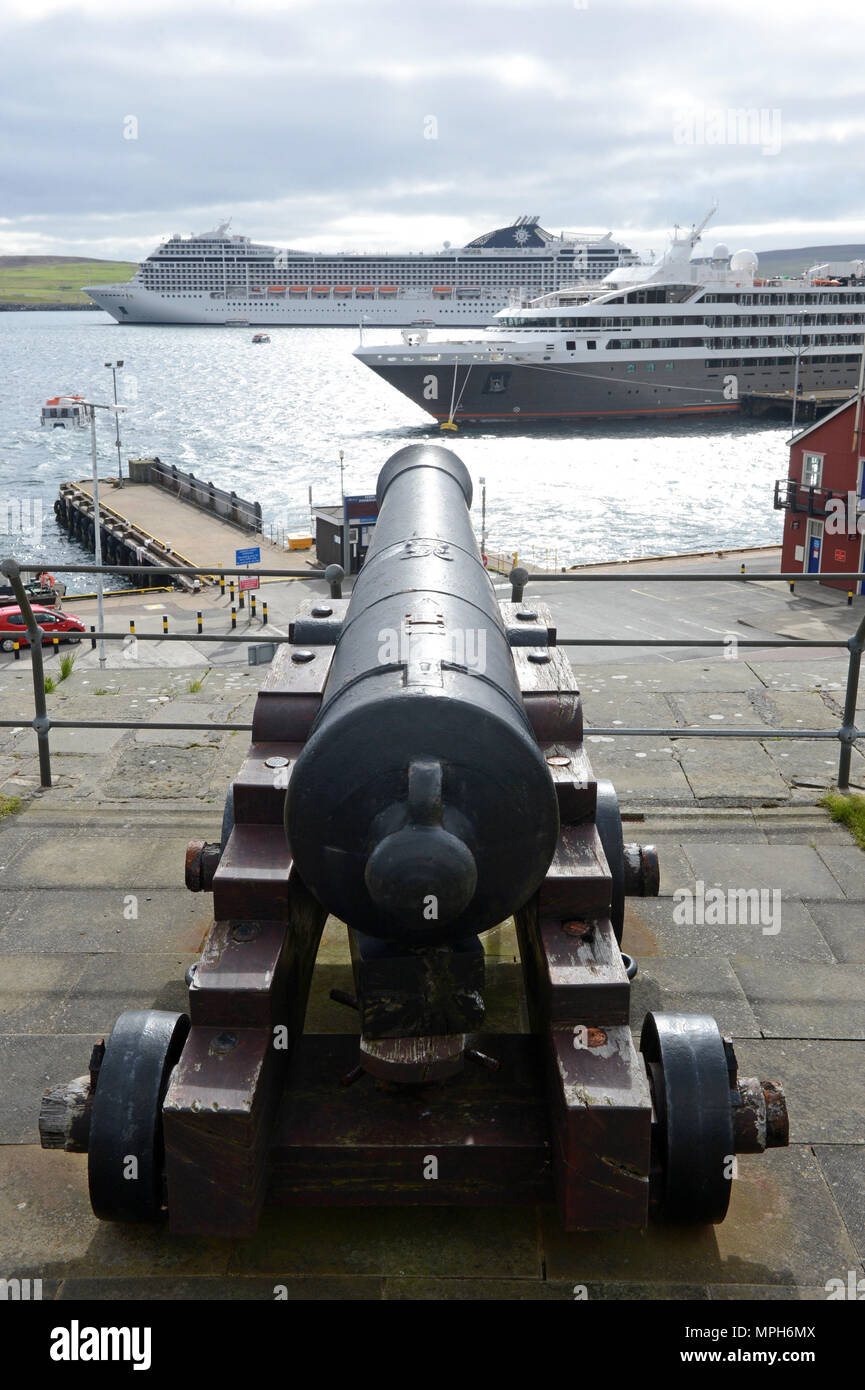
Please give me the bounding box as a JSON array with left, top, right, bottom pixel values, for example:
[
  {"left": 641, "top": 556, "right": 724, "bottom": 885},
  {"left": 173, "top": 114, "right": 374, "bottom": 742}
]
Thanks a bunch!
[{"left": 1, "top": 0, "right": 864, "bottom": 258}]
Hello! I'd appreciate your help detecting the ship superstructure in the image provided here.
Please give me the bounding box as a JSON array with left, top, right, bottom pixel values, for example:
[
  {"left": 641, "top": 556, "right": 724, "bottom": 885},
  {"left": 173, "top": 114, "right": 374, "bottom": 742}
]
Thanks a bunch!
[
  {"left": 353, "top": 210, "right": 865, "bottom": 422},
  {"left": 83, "top": 217, "right": 642, "bottom": 326}
]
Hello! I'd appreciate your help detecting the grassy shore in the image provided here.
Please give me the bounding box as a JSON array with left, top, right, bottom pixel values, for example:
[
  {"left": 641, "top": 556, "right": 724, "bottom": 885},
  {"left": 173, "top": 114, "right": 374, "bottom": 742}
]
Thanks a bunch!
[{"left": 0, "top": 257, "right": 136, "bottom": 308}]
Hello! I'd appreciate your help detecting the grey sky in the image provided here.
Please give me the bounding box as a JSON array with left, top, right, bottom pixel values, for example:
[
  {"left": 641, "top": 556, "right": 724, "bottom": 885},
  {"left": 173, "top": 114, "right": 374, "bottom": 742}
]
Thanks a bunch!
[{"left": 2, "top": 0, "right": 864, "bottom": 260}]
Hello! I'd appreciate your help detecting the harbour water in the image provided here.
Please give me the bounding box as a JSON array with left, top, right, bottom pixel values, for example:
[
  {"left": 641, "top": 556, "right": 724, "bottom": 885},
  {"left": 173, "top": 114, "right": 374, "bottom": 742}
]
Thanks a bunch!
[{"left": 0, "top": 310, "right": 792, "bottom": 592}]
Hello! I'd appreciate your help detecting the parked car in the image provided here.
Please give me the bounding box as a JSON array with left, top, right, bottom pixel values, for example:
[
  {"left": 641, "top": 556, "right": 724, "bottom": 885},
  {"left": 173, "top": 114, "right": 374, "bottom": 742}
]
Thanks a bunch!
[{"left": 0, "top": 605, "right": 85, "bottom": 652}]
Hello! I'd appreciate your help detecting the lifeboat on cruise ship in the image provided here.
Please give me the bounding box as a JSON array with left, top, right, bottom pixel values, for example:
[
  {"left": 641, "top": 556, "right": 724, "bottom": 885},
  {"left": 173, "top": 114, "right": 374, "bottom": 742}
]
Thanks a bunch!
[
  {"left": 432, "top": 286, "right": 453, "bottom": 295},
  {"left": 267, "top": 285, "right": 286, "bottom": 294},
  {"left": 311, "top": 286, "right": 330, "bottom": 294},
  {"left": 356, "top": 286, "right": 374, "bottom": 294},
  {"left": 289, "top": 286, "right": 308, "bottom": 293},
  {"left": 379, "top": 286, "right": 398, "bottom": 294},
  {"left": 333, "top": 286, "right": 353, "bottom": 296},
  {"left": 250, "top": 288, "right": 264, "bottom": 295}
]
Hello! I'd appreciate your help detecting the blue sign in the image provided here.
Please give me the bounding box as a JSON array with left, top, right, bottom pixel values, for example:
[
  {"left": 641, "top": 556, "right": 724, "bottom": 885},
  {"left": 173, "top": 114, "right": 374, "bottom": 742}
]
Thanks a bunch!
[{"left": 235, "top": 546, "right": 261, "bottom": 566}]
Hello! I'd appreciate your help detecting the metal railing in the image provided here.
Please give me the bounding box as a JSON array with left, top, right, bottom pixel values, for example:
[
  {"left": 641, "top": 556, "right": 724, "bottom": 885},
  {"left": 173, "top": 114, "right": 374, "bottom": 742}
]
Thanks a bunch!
[{"left": 1, "top": 555, "right": 863, "bottom": 794}]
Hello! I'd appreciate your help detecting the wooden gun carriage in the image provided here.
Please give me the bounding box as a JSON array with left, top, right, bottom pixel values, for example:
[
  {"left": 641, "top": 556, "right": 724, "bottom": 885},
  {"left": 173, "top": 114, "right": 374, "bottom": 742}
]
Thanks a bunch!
[{"left": 40, "top": 445, "right": 788, "bottom": 1235}]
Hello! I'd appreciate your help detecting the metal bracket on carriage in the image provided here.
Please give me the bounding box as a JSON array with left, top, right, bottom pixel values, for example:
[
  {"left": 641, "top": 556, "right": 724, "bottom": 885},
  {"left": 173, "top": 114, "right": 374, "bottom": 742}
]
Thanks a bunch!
[
  {"left": 499, "top": 599, "right": 557, "bottom": 649},
  {"left": 289, "top": 596, "right": 349, "bottom": 647},
  {"left": 251, "top": 639, "right": 335, "bottom": 742}
]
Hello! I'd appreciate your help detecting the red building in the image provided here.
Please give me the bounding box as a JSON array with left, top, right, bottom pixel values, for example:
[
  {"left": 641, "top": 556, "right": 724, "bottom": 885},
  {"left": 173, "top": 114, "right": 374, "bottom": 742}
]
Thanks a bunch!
[{"left": 777, "top": 397, "right": 865, "bottom": 594}]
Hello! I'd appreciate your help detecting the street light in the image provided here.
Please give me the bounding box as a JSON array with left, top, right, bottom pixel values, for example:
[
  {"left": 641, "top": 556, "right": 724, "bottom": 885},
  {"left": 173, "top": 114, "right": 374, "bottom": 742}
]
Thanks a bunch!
[
  {"left": 339, "top": 448, "right": 350, "bottom": 575},
  {"left": 81, "top": 400, "right": 127, "bottom": 670},
  {"left": 104, "top": 360, "right": 125, "bottom": 487}
]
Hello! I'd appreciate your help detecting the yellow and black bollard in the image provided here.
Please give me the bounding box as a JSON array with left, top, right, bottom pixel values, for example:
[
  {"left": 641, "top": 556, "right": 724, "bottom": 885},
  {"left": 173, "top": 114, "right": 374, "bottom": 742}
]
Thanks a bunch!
[
  {"left": 52, "top": 636, "right": 59, "bottom": 656},
  {"left": 231, "top": 606, "right": 237, "bottom": 630},
  {"left": 239, "top": 588, "right": 245, "bottom": 610},
  {"left": 13, "top": 640, "right": 19, "bottom": 661},
  {"left": 219, "top": 573, "right": 226, "bottom": 597},
  {"left": 250, "top": 593, "right": 256, "bottom": 619},
  {"left": 90, "top": 625, "right": 96, "bottom": 651},
  {"left": 197, "top": 611, "right": 203, "bottom": 634},
  {"left": 129, "top": 619, "right": 136, "bottom": 634},
  {"left": 789, "top": 580, "right": 795, "bottom": 595},
  {"left": 162, "top": 615, "right": 168, "bottom": 634},
  {"left": 849, "top": 590, "right": 854, "bottom": 607},
  {"left": 262, "top": 601, "right": 268, "bottom": 626}
]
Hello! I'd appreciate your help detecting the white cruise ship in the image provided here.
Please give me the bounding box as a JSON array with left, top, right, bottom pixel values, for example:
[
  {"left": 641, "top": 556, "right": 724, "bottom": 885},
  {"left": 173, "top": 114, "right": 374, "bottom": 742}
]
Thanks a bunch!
[
  {"left": 354, "top": 209, "right": 865, "bottom": 423},
  {"left": 83, "top": 217, "right": 642, "bottom": 327}
]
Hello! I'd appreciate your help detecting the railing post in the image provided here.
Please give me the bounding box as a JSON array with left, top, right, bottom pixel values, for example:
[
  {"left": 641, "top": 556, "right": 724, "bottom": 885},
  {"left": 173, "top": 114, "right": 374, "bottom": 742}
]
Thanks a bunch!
[
  {"left": 838, "top": 611, "right": 865, "bottom": 791},
  {"left": 0, "top": 556, "right": 51, "bottom": 788},
  {"left": 509, "top": 566, "right": 529, "bottom": 603},
  {"left": 325, "top": 563, "right": 344, "bottom": 600}
]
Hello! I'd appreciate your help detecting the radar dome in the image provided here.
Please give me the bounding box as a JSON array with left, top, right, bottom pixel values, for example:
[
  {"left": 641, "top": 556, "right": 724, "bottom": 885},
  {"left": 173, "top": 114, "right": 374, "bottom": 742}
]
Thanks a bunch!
[
  {"left": 730, "top": 248, "right": 759, "bottom": 273},
  {"left": 711, "top": 243, "right": 730, "bottom": 260}
]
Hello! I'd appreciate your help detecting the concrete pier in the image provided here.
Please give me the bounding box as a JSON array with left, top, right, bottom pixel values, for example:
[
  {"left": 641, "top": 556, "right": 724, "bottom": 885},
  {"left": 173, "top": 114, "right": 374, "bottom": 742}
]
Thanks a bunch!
[{"left": 55, "top": 473, "right": 314, "bottom": 589}]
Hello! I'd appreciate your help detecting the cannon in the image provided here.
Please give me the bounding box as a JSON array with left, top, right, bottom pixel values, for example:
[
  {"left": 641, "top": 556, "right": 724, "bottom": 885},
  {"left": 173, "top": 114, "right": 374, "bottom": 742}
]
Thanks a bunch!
[{"left": 40, "top": 444, "right": 788, "bottom": 1235}]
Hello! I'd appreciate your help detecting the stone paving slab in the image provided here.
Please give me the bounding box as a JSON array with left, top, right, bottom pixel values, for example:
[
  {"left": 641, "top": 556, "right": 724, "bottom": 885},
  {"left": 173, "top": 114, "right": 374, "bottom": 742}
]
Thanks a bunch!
[
  {"left": 0, "top": 1144, "right": 233, "bottom": 1279},
  {"left": 814, "top": 1146, "right": 865, "bottom": 1263},
  {"left": 630, "top": 957, "right": 760, "bottom": 1036},
  {"left": 539, "top": 1146, "right": 859, "bottom": 1287},
  {"left": 57, "top": 1276, "right": 384, "bottom": 1300},
  {"left": 0, "top": 888, "right": 213, "bottom": 955},
  {"left": 732, "top": 1040, "right": 865, "bottom": 1144},
  {"left": 679, "top": 843, "right": 849, "bottom": 899},
  {"left": 585, "top": 738, "right": 695, "bottom": 801},
  {"left": 676, "top": 743, "right": 790, "bottom": 801},
  {"left": 227, "top": 1205, "right": 542, "bottom": 1280},
  {"left": 52, "top": 953, "right": 194, "bottom": 1034},
  {"left": 0, "top": 954, "right": 87, "bottom": 1033},
  {"left": 802, "top": 902, "right": 865, "bottom": 964},
  {"left": 812, "top": 847, "right": 865, "bottom": 898},
  {"left": 0, "top": 1035, "right": 104, "bottom": 1144},
  {"left": 730, "top": 958, "right": 865, "bottom": 1040},
  {"left": 623, "top": 896, "right": 836, "bottom": 965},
  {"left": 2, "top": 831, "right": 193, "bottom": 888}
]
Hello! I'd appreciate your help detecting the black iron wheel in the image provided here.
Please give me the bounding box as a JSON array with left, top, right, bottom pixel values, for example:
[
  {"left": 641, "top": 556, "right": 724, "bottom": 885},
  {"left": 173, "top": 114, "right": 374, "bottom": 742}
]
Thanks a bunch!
[
  {"left": 640, "top": 1011, "right": 734, "bottom": 1225},
  {"left": 88, "top": 1009, "right": 190, "bottom": 1222},
  {"left": 595, "top": 779, "right": 625, "bottom": 943}
]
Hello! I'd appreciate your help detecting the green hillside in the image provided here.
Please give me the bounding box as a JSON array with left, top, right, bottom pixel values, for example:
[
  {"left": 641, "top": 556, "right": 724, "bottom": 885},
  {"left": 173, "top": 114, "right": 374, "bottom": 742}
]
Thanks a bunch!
[{"left": 0, "top": 257, "right": 136, "bottom": 308}]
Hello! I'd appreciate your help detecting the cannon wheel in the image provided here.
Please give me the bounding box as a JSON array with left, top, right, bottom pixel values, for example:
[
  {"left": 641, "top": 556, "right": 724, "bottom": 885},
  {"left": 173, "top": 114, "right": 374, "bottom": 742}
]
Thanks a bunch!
[
  {"left": 595, "top": 779, "right": 625, "bottom": 943},
  {"left": 88, "top": 1009, "right": 190, "bottom": 1222},
  {"left": 640, "top": 1011, "right": 734, "bottom": 1225}
]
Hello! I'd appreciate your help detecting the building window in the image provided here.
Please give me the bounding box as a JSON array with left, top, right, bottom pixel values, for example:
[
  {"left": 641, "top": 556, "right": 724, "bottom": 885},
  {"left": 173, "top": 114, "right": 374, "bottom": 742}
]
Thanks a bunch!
[{"left": 802, "top": 452, "right": 823, "bottom": 487}]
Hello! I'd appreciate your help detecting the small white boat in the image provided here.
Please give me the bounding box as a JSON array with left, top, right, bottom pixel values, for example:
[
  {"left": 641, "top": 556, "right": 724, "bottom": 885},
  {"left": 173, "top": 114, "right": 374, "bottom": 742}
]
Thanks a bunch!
[
  {"left": 41, "top": 395, "right": 88, "bottom": 429},
  {"left": 252, "top": 333, "right": 271, "bottom": 343}
]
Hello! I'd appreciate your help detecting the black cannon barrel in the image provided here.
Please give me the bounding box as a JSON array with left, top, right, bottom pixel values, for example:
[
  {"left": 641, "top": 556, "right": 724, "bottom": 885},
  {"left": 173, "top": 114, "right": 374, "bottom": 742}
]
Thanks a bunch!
[{"left": 285, "top": 444, "right": 560, "bottom": 947}]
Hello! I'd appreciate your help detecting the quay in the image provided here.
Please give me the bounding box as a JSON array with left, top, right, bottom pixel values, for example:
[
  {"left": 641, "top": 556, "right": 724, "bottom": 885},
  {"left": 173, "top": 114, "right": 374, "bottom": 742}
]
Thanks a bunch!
[
  {"left": 54, "top": 459, "right": 313, "bottom": 591},
  {"left": 742, "top": 387, "right": 855, "bottom": 422}
]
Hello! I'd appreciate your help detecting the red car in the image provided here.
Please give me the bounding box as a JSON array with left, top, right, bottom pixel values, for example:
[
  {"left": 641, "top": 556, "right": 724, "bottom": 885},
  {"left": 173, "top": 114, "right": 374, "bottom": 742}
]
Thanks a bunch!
[{"left": 0, "top": 605, "right": 86, "bottom": 653}]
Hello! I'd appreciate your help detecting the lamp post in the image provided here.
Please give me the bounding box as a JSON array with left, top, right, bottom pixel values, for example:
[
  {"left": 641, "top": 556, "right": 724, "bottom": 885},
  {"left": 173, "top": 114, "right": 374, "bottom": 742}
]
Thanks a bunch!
[
  {"left": 479, "top": 475, "right": 487, "bottom": 560},
  {"left": 104, "top": 360, "right": 124, "bottom": 487},
  {"left": 339, "top": 448, "right": 350, "bottom": 575},
  {"left": 788, "top": 311, "right": 808, "bottom": 436},
  {"left": 81, "top": 400, "right": 127, "bottom": 669}
]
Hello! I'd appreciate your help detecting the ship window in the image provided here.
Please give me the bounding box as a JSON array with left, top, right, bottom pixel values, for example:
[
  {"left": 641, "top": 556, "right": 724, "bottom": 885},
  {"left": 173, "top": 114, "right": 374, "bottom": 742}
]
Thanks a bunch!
[
  {"left": 587, "top": 340, "right": 596, "bottom": 349},
  {"left": 626, "top": 364, "right": 635, "bottom": 373},
  {"left": 566, "top": 341, "right": 576, "bottom": 351}
]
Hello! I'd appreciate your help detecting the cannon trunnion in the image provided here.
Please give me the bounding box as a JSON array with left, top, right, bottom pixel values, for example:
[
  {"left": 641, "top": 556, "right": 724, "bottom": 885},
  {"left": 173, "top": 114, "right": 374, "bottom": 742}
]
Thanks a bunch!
[{"left": 40, "top": 445, "right": 788, "bottom": 1237}]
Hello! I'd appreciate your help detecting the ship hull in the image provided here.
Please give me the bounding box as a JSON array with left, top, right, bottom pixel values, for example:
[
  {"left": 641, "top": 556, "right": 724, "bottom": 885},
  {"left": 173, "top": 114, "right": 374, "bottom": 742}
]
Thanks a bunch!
[
  {"left": 359, "top": 353, "right": 863, "bottom": 422},
  {"left": 85, "top": 284, "right": 509, "bottom": 328}
]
